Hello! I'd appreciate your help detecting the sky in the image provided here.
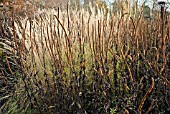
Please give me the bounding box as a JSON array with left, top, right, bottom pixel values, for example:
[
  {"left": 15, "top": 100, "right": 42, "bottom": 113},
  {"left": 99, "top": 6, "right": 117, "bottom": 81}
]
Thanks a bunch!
[{"left": 105, "top": 0, "right": 114, "bottom": 4}]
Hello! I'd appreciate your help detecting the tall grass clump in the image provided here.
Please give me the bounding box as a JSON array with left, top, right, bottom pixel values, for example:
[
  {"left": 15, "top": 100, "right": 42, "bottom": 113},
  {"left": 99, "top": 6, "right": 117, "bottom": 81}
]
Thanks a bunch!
[{"left": 0, "top": 1, "right": 170, "bottom": 114}]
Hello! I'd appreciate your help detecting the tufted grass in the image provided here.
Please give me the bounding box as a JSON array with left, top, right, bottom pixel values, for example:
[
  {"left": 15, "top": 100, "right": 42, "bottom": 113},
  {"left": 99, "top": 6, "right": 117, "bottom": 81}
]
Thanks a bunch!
[{"left": 0, "top": 1, "right": 170, "bottom": 114}]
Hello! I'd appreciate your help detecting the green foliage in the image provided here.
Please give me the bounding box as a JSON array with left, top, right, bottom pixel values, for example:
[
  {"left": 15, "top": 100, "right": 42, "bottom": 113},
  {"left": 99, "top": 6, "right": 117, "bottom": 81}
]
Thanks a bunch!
[
  {"left": 0, "top": 50, "right": 2, "bottom": 57},
  {"left": 110, "top": 108, "right": 117, "bottom": 114}
]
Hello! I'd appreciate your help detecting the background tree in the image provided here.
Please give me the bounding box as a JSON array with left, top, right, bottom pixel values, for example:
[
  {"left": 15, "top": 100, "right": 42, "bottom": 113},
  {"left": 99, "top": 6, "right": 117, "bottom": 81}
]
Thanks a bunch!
[
  {"left": 43, "top": 0, "right": 68, "bottom": 9},
  {"left": 84, "top": 0, "right": 94, "bottom": 6},
  {"left": 95, "top": 0, "right": 108, "bottom": 13},
  {"left": 69, "top": 0, "right": 81, "bottom": 10},
  {"left": 111, "top": 0, "right": 131, "bottom": 15}
]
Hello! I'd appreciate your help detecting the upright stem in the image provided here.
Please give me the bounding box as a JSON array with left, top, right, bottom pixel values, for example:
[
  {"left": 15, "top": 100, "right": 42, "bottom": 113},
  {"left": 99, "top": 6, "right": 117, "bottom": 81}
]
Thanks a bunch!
[
  {"left": 161, "top": 5, "right": 164, "bottom": 39},
  {"left": 160, "top": 4, "right": 166, "bottom": 66}
]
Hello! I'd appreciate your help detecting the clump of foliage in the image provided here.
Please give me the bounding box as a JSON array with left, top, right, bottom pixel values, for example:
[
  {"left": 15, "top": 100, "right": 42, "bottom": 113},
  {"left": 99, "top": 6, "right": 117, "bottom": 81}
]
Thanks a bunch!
[{"left": 0, "top": 1, "right": 170, "bottom": 114}]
